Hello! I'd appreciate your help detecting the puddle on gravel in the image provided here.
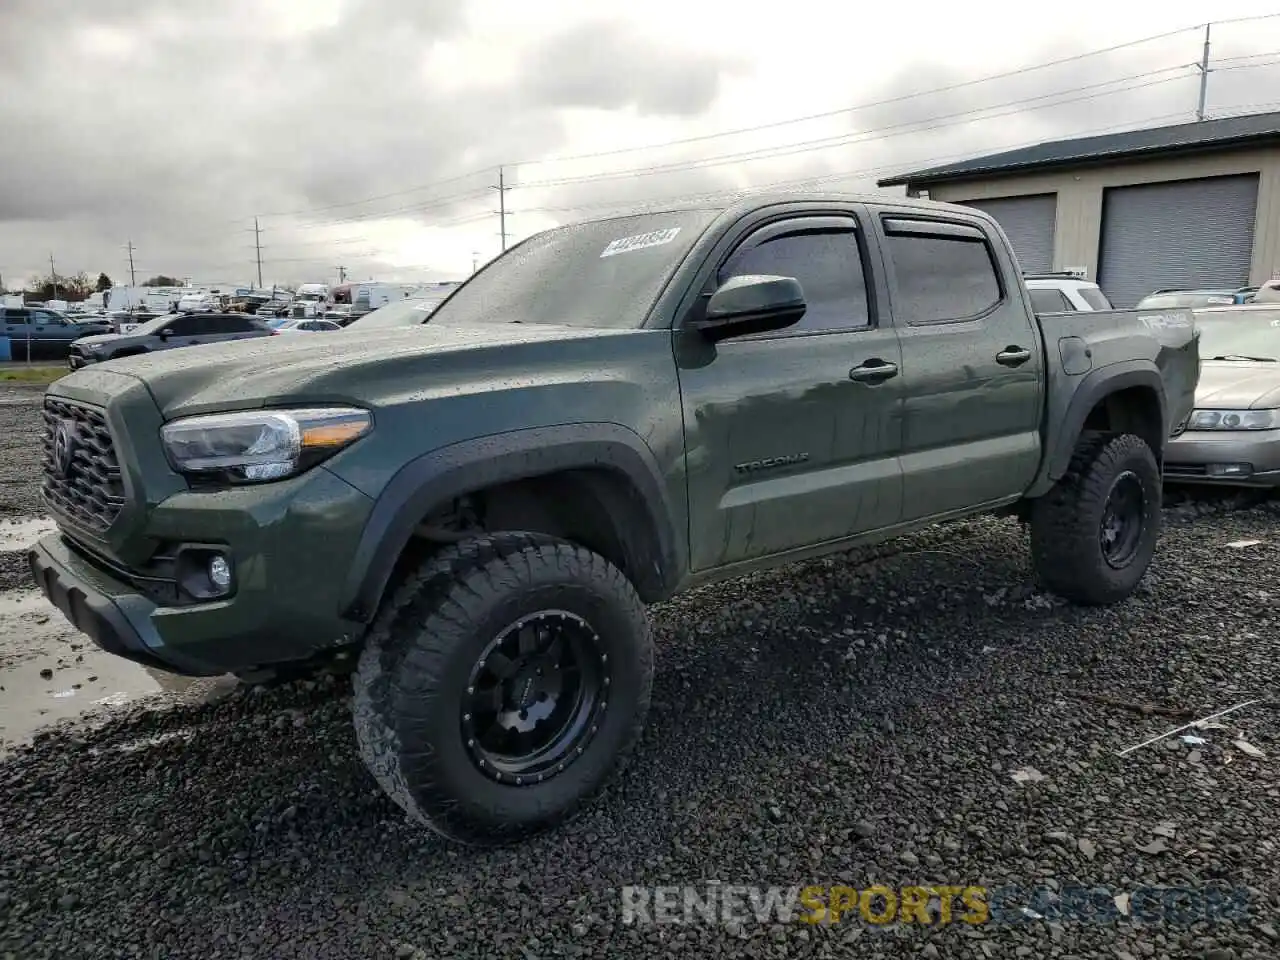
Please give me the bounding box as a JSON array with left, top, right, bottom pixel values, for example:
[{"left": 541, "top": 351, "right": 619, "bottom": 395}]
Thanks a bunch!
[
  {"left": 0, "top": 587, "right": 238, "bottom": 754},
  {"left": 0, "top": 517, "right": 56, "bottom": 551}
]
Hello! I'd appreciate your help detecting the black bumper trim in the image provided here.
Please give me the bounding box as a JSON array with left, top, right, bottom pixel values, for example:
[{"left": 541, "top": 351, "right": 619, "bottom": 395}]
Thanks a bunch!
[{"left": 28, "top": 538, "right": 185, "bottom": 674}]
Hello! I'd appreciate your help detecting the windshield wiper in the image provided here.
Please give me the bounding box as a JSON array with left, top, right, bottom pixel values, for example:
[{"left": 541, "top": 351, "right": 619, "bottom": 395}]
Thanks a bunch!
[{"left": 1207, "top": 354, "right": 1276, "bottom": 362}]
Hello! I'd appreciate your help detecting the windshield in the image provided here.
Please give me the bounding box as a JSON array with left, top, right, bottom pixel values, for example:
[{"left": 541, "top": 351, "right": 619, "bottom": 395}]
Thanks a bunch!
[
  {"left": 346, "top": 297, "right": 440, "bottom": 329},
  {"left": 297, "top": 292, "right": 324, "bottom": 301},
  {"left": 428, "top": 209, "right": 721, "bottom": 328},
  {"left": 1193, "top": 310, "right": 1280, "bottom": 361}
]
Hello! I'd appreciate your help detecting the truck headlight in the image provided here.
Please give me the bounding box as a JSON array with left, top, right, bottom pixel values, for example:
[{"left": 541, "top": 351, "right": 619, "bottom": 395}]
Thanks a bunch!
[
  {"left": 161, "top": 407, "right": 372, "bottom": 483},
  {"left": 1186, "top": 408, "right": 1279, "bottom": 431}
]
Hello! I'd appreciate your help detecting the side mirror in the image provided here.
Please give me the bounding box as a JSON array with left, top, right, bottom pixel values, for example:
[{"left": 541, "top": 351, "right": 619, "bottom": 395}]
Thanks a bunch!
[
  {"left": 691, "top": 275, "right": 806, "bottom": 342},
  {"left": 158, "top": 328, "right": 172, "bottom": 339}
]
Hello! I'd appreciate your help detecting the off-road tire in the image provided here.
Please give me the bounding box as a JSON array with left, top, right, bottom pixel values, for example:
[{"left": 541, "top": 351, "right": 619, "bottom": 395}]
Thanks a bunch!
[
  {"left": 1029, "top": 431, "right": 1161, "bottom": 605},
  {"left": 352, "top": 532, "right": 653, "bottom": 845}
]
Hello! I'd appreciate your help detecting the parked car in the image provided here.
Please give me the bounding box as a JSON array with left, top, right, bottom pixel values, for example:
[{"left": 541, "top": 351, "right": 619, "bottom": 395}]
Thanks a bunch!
[
  {"left": 1246, "top": 279, "right": 1280, "bottom": 304},
  {"left": 321, "top": 305, "right": 355, "bottom": 325},
  {"left": 256, "top": 298, "right": 293, "bottom": 318},
  {"left": 1164, "top": 304, "right": 1280, "bottom": 486},
  {"left": 66, "top": 311, "right": 275, "bottom": 369},
  {"left": 342, "top": 296, "right": 443, "bottom": 330},
  {"left": 276, "top": 318, "right": 343, "bottom": 333},
  {"left": 1, "top": 306, "right": 112, "bottom": 362},
  {"left": 29, "top": 191, "right": 1198, "bottom": 845},
  {"left": 1023, "top": 273, "right": 1113, "bottom": 312},
  {"left": 1136, "top": 288, "right": 1240, "bottom": 310}
]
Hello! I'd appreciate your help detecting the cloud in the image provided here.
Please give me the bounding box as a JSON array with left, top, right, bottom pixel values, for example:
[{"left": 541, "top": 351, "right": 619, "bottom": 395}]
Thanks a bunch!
[
  {"left": 0, "top": 0, "right": 739, "bottom": 286},
  {"left": 3, "top": 0, "right": 1280, "bottom": 289}
]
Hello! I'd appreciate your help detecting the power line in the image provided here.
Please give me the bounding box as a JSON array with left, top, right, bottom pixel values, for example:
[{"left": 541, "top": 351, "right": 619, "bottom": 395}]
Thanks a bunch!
[
  {"left": 509, "top": 109, "right": 1203, "bottom": 221},
  {"left": 253, "top": 218, "right": 263, "bottom": 288},
  {"left": 493, "top": 167, "right": 511, "bottom": 251},
  {"left": 512, "top": 65, "right": 1211, "bottom": 190},
  {"left": 274, "top": 56, "right": 1264, "bottom": 237},
  {"left": 211, "top": 15, "right": 1280, "bottom": 228}
]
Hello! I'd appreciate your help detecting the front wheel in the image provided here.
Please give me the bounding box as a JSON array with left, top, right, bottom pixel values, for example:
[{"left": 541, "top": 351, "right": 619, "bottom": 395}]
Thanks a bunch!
[
  {"left": 1029, "top": 432, "right": 1162, "bottom": 605},
  {"left": 352, "top": 532, "right": 654, "bottom": 845}
]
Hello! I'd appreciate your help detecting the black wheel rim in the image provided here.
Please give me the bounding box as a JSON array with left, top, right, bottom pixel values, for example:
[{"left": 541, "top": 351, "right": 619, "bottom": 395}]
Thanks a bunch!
[
  {"left": 1100, "top": 470, "right": 1145, "bottom": 569},
  {"left": 461, "top": 610, "right": 608, "bottom": 785}
]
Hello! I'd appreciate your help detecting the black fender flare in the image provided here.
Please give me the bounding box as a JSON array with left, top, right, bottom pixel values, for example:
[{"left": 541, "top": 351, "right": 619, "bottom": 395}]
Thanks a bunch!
[
  {"left": 1033, "top": 361, "right": 1167, "bottom": 496},
  {"left": 339, "top": 422, "right": 683, "bottom": 622}
]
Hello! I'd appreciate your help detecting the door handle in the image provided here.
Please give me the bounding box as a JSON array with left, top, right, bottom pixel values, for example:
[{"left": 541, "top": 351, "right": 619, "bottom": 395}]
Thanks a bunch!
[
  {"left": 849, "top": 359, "right": 899, "bottom": 384},
  {"left": 996, "top": 346, "right": 1032, "bottom": 367}
]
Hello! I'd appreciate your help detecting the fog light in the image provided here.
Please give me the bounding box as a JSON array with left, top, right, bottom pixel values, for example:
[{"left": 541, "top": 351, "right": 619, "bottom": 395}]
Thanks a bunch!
[
  {"left": 208, "top": 555, "right": 232, "bottom": 590},
  {"left": 1206, "top": 463, "right": 1252, "bottom": 477}
]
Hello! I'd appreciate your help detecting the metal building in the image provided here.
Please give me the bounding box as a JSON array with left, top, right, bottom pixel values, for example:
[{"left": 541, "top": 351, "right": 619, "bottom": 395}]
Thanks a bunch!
[{"left": 877, "top": 112, "right": 1280, "bottom": 307}]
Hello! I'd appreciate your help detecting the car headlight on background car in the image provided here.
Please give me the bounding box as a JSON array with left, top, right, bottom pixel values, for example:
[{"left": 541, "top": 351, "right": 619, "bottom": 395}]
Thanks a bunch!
[
  {"left": 161, "top": 407, "right": 372, "bottom": 483},
  {"left": 1186, "top": 408, "right": 1280, "bottom": 431}
]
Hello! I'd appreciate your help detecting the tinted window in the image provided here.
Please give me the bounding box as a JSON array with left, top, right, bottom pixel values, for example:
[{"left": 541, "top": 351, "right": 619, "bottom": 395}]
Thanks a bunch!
[
  {"left": 1029, "top": 288, "right": 1073, "bottom": 312},
  {"left": 3, "top": 309, "right": 28, "bottom": 324},
  {"left": 1078, "top": 287, "right": 1112, "bottom": 310},
  {"left": 164, "top": 315, "right": 202, "bottom": 336},
  {"left": 885, "top": 231, "right": 1002, "bottom": 323},
  {"left": 210, "top": 315, "right": 257, "bottom": 333},
  {"left": 718, "top": 228, "right": 870, "bottom": 333}
]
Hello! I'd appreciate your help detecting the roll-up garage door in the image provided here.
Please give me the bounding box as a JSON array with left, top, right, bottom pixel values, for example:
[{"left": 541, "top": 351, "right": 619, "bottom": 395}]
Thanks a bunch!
[
  {"left": 957, "top": 194, "right": 1057, "bottom": 273},
  {"left": 1097, "top": 173, "right": 1258, "bottom": 308}
]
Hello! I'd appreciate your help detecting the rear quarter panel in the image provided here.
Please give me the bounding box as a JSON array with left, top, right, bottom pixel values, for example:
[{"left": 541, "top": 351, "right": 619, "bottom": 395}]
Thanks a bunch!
[{"left": 1029, "top": 307, "right": 1199, "bottom": 495}]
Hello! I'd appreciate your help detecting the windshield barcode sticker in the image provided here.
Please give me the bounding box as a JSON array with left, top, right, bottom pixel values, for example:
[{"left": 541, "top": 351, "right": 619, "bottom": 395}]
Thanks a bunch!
[{"left": 600, "top": 227, "right": 681, "bottom": 258}]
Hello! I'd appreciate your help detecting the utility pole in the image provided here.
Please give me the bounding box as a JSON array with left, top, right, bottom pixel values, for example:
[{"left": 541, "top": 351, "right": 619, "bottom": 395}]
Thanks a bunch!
[
  {"left": 126, "top": 240, "right": 137, "bottom": 286},
  {"left": 49, "top": 253, "right": 59, "bottom": 299},
  {"left": 492, "top": 166, "right": 511, "bottom": 252},
  {"left": 336, "top": 265, "right": 347, "bottom": 283},
  {"left": 1196, "top": 23, "right": 1212, "bottom": 121},
  {"left": 253, "top": 217, "right": 264, "bottom": 288}
]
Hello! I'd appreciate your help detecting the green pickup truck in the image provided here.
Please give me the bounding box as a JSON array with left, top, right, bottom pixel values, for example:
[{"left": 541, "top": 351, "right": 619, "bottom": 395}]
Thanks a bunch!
[{"left": 28, "top": 191, "right": 1199, "bottom": 844}]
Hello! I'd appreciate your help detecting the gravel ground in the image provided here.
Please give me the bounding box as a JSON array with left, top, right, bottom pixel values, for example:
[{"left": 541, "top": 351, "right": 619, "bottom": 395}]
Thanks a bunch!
[{"left": 1, "top": 383, "right": 1278, "bottom": 959}]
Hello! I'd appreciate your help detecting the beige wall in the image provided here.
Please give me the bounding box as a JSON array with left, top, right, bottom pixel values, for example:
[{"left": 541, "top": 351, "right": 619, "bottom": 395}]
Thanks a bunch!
[{"left": 916, "top": 146, "right": 1280, "bottom": 285}]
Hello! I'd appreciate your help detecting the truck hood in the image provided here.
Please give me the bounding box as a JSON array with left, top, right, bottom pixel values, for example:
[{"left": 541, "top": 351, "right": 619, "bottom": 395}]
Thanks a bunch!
[
  {"left": 72, "top": 321, "right": 639, "bottom": 417},
  {"left": 72, "top": 332, "right": 126, "bottom": 347},
  {"left": 1194, "top": 360, "right": 1280, "bottom": 409}
]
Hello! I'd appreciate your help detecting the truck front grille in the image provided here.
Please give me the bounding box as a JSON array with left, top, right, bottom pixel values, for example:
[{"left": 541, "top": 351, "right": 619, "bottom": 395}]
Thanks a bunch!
[{"left": 41, "top": 397, "right": 126, "bottom": 534}]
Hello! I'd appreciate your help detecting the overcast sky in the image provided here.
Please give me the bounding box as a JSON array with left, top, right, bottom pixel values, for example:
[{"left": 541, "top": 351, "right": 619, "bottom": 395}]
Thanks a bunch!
[{"left": 4, "top": 0, "right": 1280, "bottom": 290}]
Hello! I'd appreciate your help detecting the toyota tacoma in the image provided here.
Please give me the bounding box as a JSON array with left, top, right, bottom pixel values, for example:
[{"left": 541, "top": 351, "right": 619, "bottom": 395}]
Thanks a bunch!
[{"left": 28, "top": 191, "right": 1199, "bottom": 844}]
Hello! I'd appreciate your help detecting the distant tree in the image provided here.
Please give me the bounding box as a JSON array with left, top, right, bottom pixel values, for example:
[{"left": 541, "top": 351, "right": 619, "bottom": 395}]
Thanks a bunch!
[
  {"left": 143, "top": 275, "right": 180, "bottom": 287},
  {"left": 96, "top": 272, "right": 113, "bottom": 292},
  {"left": 28, "top": 271, "right": 93, "bottom": 302}
]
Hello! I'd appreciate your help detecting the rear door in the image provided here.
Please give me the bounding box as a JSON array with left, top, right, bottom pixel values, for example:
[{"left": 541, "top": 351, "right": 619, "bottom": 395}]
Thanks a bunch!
[
  {"left": 871, "top": 208, "right": 1044, "bottom": 520},
  {"left": 675, "top": 207, "right": 905, "bottom": 570},
  {"left": 2, "top": 309, "right": 33, "bottom": 361}
]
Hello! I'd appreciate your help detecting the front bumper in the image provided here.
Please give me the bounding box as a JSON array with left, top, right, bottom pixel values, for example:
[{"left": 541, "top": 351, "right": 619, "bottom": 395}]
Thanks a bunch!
[
  {"left": 30, "top": 465, "right": 377, "bottom": 676},
  {"left": 1164, "top": 429, "right": 1280, "bottom": 486}
]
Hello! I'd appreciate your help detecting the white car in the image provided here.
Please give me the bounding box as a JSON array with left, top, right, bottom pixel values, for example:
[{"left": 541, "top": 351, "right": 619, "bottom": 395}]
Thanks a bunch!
[
  {"left": 1023, "top": 273, "right": 1113, "bottom": 312},
  {"left": 275, "top": 318, "right": 342, "bottom": 333}
]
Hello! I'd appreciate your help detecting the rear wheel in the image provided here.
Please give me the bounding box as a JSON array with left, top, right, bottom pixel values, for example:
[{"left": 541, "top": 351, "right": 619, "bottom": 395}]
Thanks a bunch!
[
  {"left": 1029, "top": 432, "right": 1161, "bottom": 605},
  {"left": 352, "top": 532, "right": 653, "bottom": 845}
]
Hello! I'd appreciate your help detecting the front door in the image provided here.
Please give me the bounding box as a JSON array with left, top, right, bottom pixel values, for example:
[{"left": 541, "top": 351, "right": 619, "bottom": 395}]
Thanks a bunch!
[
  {"left": 872, "top": 212, "right": 1044, "bottom": 521},
  {"left": 676, "top": 212, "right": 904, "bottom": 571}
]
